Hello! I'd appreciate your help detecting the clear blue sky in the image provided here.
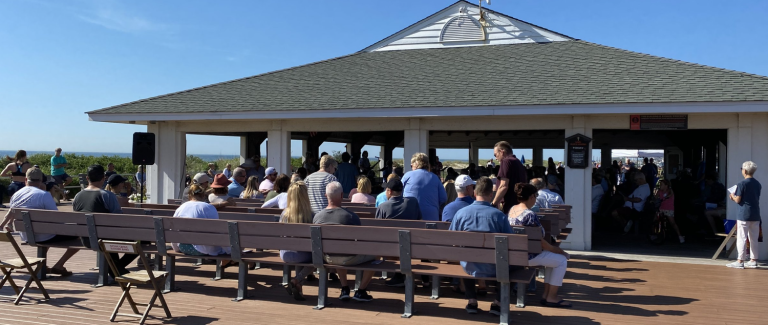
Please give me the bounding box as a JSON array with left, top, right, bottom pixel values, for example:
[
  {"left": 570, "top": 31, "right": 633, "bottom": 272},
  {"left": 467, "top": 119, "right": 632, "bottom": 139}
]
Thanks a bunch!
[{"left": 2, "top": 0, "right": 767, "bottom": 161}]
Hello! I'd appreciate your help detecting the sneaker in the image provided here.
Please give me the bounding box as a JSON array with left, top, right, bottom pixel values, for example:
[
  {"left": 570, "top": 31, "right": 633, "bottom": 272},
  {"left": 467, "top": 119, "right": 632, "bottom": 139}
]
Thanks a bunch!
[
  {"left": 329, "top": 272, "right": 340, "bottom": 282},
  {"left": 339, "top": 286, "right": 351, "bottom": 301},
  {"left": 726, "top": 261, "right": 744, "bottom": 269},
  {"left": 465, "top": 303, "right": 479, "bottom": 314},
  {"left": 745, "top": 261, "right": 758, "bottom": 269},
  {"left": 489, "top": 304, "right": 501, "bottom": 316},
  {"left": 679, "top": 236, "right": 685, "bottom": 244},
  {"left": 623, "top": 220, "right": 634, "bottom": 233},
  {"left": 385, "top": 277, "right": 405, "bottom": 287},
  {"left": 352, "top": 289, "right": 373, "bottom": 302}
]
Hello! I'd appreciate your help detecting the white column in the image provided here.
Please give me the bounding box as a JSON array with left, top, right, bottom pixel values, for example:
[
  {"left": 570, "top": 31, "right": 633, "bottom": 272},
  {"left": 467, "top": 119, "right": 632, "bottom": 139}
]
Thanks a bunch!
[
  {"left": 562, "top": 116, "right": 593, "bottom": 251},
  {"left": 748, "top": 114, "right": 768, "bottom": 259},
  {"left": 532, "top": 147, "right": 544, "bottom": 167},
  {"left": 469, "top": 142, "right": 479, "bottom": 166},
  {"left": 301, "top": 140, "right": 308, "bottom": 163},
  {"left": 267, "top": 122, "right": 291, "bottom": 175},
  {"left": 147, "top": 122, "right": 186, "bottom": 204},
  {"left": 239, "top": 136, "right": 248, "bottom": 165},
  {"left": 403, "top": 119, "right": 428, "bottom": 171}
]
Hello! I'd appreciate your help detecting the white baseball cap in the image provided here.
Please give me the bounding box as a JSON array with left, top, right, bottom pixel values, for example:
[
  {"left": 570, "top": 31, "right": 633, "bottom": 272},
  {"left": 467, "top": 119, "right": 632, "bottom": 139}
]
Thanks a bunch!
[
  {"left": 455, "top": 175, "right": 476, "bottom": 188},
  {"left": 193, "top": 173, "right": 211, "bottom": 184}
]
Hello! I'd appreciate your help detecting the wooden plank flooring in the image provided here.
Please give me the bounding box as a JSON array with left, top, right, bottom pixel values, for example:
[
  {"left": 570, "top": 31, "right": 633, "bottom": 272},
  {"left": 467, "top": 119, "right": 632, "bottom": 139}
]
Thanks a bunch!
[{"left": 0, "top": 236, "right": 766, "bottom": 324}]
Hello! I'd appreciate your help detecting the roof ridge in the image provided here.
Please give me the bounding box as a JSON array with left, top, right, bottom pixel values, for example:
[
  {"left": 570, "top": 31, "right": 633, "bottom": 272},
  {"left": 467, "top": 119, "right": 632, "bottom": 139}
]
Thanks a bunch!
[
  {"left": 575, "top": 40, "right": 768, "bottom": 81},
  {"left": 86, "top": 51, "right": 366, "bottom": 114}
]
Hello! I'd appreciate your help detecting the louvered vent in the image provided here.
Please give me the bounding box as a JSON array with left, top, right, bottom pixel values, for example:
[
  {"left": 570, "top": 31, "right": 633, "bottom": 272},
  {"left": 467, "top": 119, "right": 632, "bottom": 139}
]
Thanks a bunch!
[{"left": 440, "top": 16, "right": 485, "bottom": 42}]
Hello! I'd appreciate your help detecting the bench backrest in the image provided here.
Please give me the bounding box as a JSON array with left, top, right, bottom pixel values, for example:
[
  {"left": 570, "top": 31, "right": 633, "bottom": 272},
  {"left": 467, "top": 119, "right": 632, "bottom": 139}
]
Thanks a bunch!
[
  {"left": 133, "top": 203, "right": 375, "bottom": 219},
  {"left": 12, "top": 209, "right": 538, "bottom": 270}
]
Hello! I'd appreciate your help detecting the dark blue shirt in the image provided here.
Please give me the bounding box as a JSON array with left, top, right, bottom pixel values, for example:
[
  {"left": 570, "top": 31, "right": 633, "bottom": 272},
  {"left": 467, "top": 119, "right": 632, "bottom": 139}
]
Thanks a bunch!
[
  {"left": 334, "top": 162, "right": 358, "bottom": 196},
  {"left": 441, "top": 196, "right": 475, "bottom": 222},
  {"left": 375, "top": 196, "right": 422, "bottom": 220},
  {"left": 448, "top": 201, "right": 512, "bottom": 277},
  {"left": 735, "top": 178, "right": 762, "bottom": 222}
]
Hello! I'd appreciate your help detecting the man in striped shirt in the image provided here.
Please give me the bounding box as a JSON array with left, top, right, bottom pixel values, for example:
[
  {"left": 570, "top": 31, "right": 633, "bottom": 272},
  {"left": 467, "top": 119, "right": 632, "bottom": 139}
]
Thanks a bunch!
[{"left": 305, "top": 155, "right": 338, "bottom": 213}]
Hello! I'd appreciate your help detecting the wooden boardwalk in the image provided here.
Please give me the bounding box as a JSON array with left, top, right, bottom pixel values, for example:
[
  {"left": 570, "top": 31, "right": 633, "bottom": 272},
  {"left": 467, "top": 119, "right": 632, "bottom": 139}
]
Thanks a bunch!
[{"left": 0, "top": 235, "right": 765, "bottom": 325}]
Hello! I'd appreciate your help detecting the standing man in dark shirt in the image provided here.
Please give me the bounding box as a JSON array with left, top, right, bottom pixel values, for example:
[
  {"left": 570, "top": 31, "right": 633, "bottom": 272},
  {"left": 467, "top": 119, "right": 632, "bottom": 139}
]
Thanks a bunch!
[
  {"left": 491, "top": 141, "right": 527, "bottom": 214},
  {"left": 375, "top": 178, "right": 422, "bottom": 220},
  {"left": 313, "top": 181, "right": 376, "bottom": 302},
  {"left": 73, "top": 164, "right": 137, "bottom": 277}
]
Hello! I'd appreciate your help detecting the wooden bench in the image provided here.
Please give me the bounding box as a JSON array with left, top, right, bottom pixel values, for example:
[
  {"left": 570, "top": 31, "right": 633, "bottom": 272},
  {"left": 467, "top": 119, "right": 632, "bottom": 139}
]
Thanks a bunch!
[
  {"left": 13, "top": 209, "right": 539, "bottom": 323},
  {"left": 134, "top": 203, "right": 376, "bottom": 219}
]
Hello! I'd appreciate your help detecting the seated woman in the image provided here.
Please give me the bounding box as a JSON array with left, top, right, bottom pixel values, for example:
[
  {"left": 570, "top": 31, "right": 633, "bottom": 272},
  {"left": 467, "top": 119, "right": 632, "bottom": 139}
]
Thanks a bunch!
[
  {"left": 1, "top": 150, "right": 32, "bottom": 198},
  {"left": 280, "top": 181, "right": 315, "bottom": 301},
  {"left": 239, "top": 176, "right": 263, "bottom": 199},
  {"left": 173, "top": 184, "right": 231, "bottom": 256},
  {"left": 350, "top": 177, "right": 375, "bottom": 204},
  {"left": 208, "top": 174, "right": 232, "bottom": 203},
  {"left": 105, "top": 174, "right": 130, "bottom": 207},
  {"left": 508, "top": 183, "right": 571, "bottom": 308},
  {"left": 656, "top": 179, "right": 684, "bottom": 243},
  {"left": 262, "top": 174, "right": 291, "bottom": 208}
]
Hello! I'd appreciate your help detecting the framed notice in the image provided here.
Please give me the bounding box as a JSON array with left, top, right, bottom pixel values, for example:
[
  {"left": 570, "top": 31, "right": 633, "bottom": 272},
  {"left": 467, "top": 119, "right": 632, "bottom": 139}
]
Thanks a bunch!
[
  {"left": 630, "top": 115, "right": 688, "bottom": 130},
  {"left": 565, "top": 134, "right": 592, "bottom": 169}
]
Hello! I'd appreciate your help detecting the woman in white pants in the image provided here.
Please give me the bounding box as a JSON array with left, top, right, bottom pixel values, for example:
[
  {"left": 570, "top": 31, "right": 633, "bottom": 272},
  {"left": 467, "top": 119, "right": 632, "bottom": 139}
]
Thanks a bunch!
[
  {"left": 727, "top": 161, "right": 762, "bottom": 269},
  {"left": 509, "top": 183, "right": 571, "bottom": 308}
]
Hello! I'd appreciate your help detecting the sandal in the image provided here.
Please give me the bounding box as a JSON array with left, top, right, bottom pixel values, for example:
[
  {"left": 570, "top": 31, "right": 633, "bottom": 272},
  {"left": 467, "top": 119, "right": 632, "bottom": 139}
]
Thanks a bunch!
[
  {"left": 543, "top": 300, "right": 572, "bottom": 308},
  {"left": 47, "top": 267, "right": 73, "bottom": 276}
]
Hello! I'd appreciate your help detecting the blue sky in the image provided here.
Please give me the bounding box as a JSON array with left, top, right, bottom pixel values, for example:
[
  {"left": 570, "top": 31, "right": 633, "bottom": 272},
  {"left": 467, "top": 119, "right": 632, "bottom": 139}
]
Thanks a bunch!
[{"left": 2, "top": 0, "right": 767, "bottom": 161}]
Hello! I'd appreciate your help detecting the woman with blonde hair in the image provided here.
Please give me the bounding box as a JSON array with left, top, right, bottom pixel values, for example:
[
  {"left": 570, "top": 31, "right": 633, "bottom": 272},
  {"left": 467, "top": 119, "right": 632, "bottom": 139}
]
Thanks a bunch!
[
  {"left": 239, "top": 176, "right": 263, "bottom": 199},
  {"left": 401, "top": 152, "right": 447, "bottom": 221},
  {"left": 440, "top": 179, "right": 458, "bottom": 216},
  {"left": 350, "top": 177, "right": 375, "bottom": 204},
  {"left": 280, "top": 181, "right": 316, "bottom": 300}
]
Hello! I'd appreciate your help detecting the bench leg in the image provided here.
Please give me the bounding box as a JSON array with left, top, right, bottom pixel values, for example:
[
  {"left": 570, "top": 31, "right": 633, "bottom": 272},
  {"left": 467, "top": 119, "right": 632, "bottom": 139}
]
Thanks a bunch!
[
  {"left": 195, "top": 258, "right": 203, "bottom": 266},
  {"left": 163, "top": 256, "right": 177, "bottom": 293},
  {"left": 314, "top": 268, "right": 328, "bottom": 310},
  {"left": 93, "top": 253, "right": 109, "bottom": 288},
  {"left": 402, "top": 273, "right": 414, "bottom": 318},
  {"left": 154, "top": 254, "right": 163, "bottom": 271},
  {"left": 515, "top": 281, "right": 526, "bottom": 308},
  {"left": 499, "top": 282, "right": 511, "bottom": 325},
  {"left": 37, "top": 247, "right": 49, "bottom": 280},
  {"left": 281, "top": 265, "right": 290, "bottom": 286},
  {"left": 430, "top": 275, "right": 440, "bottom": 300},
  {"left": 253, "top": 262, "right": 261, "bottom": 270},
  {"left": 354, "top": 270, "right": 362, "bottom": 291},
  {"left": 213, "top": 260, "right": 223, "bottom": 281},
  {"left": 233, "top": 262, "right": 248, "bottom": 302}
]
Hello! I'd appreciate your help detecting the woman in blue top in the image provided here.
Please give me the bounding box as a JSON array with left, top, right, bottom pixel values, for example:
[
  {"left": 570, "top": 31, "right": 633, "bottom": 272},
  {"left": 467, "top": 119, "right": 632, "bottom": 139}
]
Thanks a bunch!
[
  {"left": 509, "top": 183, "right": 572, "bottom": 308},
  {"left": 401, "top": 153, "right": 447, "bottom": 221},
  {"left": 727, "top": 161, "right": 762, "bottom": 269}
]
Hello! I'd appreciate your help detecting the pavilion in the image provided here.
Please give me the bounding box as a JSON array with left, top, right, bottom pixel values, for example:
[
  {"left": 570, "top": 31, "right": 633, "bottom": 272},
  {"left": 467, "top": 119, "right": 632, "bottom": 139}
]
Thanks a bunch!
[{"left": 86, "top": 1, "right": 768, "bottom": 257}]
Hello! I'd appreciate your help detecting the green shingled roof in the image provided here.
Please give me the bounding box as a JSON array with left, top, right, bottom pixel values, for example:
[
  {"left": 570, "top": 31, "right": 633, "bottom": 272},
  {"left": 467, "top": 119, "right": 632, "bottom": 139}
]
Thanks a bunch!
[{"left": 88, "top": 40, "right": 768, "bottom": 115}]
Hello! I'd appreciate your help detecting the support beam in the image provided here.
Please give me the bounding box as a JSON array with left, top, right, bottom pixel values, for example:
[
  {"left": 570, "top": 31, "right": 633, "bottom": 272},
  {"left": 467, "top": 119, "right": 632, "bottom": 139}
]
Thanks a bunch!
[
  {"left": 351, "top": 133, "right": 375, "bottom": 161},
  {"left": 383, "top": 132, "right": 404, "bottom": 177},
  {"left": 532, "top": 147, "right": 543, "bottom": 167},
  {"left": 242, "top": 132, "right": 268, "bottom": 162},
  {"left": 601, "top": 148, "right": 612, "bottom": 169},
  {"left": 404, "top": 120, "right": 428, "bottom": 171},
  {"left": 148, "top": 122, "right": 186, "bottom": 204},
  {"left": 267, "top": 125, "right": 292, "bottom": 175},
  {"left": 562, "top": 116, "right": 592, "bottom": 251},
  {"left": 469, "top": 143, "right": 479, "bottom": 166},
  {"left": 307, "top": 132, "right": 331, "bottom": 162}
]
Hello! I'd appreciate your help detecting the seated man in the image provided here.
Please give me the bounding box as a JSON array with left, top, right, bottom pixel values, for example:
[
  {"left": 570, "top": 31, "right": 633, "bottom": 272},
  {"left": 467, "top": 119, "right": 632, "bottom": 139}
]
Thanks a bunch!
[
  {"left": 449, "top": 177, "right": 513, "bottom": 315},
  {"left": 0, "top": 167, "right": 78, "bottom": 276},
  {"left": 258, "top": 167, "right": 277, "bottom": 195},
  {"left": 228, "top": 167, "right": 248, "bottom": 198},
  {"left": 701, "top": 173, "right": 727, "bottom": 235},
  {"left": 375, "top": 174, "right": 398, "bottom": 207},
  {"left": 313, "top": 181, "right": 376, "bottom": 302},
  {"left": 531, "top": 177, "right": 564, "bottom": 210},
  {"left": 73, "top": 164, "right": 137, "bottom": 277},
  {"left": 612, "top": 172, "right": 651, "bottom": 234},
  {"left": 375, "top": 178, "right": 422, "bottom": 220},
  {"left": 442, "top": 175, "right": 476, "bottom": 222},
  {"left": 591, "top": 175, "right": 605, "bottom": 215}
]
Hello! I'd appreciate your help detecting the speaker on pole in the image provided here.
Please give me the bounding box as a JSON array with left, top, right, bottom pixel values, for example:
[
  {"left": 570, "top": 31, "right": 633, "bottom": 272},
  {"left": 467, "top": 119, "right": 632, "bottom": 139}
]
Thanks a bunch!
[{"left": 132, "top": 132, "right": 156, "bottom": 165}]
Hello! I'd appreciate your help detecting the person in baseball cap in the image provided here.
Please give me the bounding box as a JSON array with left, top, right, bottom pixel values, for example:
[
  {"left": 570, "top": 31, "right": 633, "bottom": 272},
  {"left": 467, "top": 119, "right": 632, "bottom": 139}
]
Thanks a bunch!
[
  {"left": 259, "top": 167, "right": 278, "bottom": 194},
  {"left": 441, "top": 175, "right": 476, "bottom": 223},
  {"left": 375, "top": 177, "right": 421, "bottom": 220},
  {"left": 182, "top": 172, "right": 213, "bottom": 204}
]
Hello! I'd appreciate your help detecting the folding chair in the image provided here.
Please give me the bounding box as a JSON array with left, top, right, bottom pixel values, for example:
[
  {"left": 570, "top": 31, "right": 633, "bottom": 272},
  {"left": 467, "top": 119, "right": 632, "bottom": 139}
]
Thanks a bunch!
[
  {"left": 98, "top": 240, "right": 171, "bottom": 324},
  {"left": 0, "top": 231, "right": 50, "bottom": 305}
]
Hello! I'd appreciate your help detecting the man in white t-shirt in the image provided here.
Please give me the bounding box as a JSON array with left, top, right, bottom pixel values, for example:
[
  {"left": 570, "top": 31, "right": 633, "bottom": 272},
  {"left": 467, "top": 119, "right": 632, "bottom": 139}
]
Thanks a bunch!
[
  {"left": 531, "top": 178, "right": 564, "bottom": 209},
  {"left": 612, "top": 173, "right": 650, "bottom": 234},
  {"left": 591, "top": 175, "right": 605, "bottom": 215},
  {"left": 0, "top": 168, "right": 79, "bottom": 276}
]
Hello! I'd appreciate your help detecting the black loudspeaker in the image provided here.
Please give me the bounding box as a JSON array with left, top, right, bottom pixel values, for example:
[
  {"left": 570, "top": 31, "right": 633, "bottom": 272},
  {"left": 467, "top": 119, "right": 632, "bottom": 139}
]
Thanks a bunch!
[{"left": 132, "top": 132, "right": 156, "bottom": 165}]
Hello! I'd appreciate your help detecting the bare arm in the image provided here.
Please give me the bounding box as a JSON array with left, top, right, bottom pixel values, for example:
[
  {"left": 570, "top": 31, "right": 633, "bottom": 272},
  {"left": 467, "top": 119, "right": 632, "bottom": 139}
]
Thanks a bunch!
[
  {"left": 730, "top": 193, "right": 742, "bottom": 204},
  {"left": 541, "top": 239, "right": 569, "bottom": 259},
  {"left": 492, "top": 178, "right": 509, "bottom": 207},
  {"left": 0, "top": 163, "right": 12, "bottom": 177},
  {"left": 1, "top": 209, "right": 14, "bottom": 231}
]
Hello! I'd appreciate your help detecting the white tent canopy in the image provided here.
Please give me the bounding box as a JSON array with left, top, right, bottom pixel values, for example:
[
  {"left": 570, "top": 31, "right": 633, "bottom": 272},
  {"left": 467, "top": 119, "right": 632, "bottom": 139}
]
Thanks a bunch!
[{"left": 611, "top": 149, "right": 664, "bottom": 159}]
